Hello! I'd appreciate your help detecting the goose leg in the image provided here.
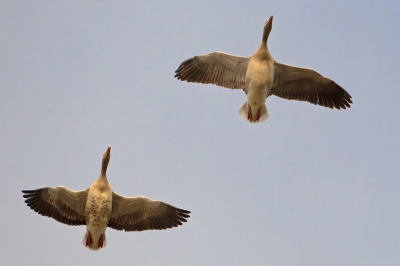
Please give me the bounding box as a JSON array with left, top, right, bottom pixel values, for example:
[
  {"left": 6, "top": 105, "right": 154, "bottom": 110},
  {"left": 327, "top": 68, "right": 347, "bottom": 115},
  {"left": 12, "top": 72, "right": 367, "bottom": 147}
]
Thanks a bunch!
[
  {"left": 85, "top": 231, "right": 92, "bottom": 247},
  {"left": 247, "top": 103, "right": 253, "bottom": 121},
  {"left": 98, "top": 234, "right": 104, "bottom": 248},
  {"left": 254, "top": 106, "right": 262, "bottom": 122}
]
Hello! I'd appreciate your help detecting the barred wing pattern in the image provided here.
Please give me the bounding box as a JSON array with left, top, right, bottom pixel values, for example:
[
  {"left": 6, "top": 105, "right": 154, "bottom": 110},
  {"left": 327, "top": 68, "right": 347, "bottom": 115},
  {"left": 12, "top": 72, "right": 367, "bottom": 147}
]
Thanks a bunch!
[
  {"left": 175, "top": 52, "right": 249, "bottom": 90},
  {"left": 22, "top": 187, "right": 88, "bottom": 226},
  {"left": 108, "top": 193, "right": 190, "bottom": 232},
  {"left": 270, "top": 62, "right": 352, "bottom": 109}
]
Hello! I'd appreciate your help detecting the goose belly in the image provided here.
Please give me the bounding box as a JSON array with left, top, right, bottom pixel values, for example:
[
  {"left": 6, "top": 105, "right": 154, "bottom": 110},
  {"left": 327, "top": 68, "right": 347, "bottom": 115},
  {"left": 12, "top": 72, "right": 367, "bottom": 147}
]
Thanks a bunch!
[
  {"left": 245, "top": 60, "right": 274, "bottom": 107},
  {"left": 85, "top": 194, "right": 112, "bottom": 232}
]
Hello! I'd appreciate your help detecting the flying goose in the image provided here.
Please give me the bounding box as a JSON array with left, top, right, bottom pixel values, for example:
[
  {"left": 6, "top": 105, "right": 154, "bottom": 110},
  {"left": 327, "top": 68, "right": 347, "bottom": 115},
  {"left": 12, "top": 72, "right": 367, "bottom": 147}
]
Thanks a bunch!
[
  {"left": 22, "top": 147, "right": 190, "bottom": 251},
  {"left": 175, "top": 15, "right": 352, "bottom": 123}
]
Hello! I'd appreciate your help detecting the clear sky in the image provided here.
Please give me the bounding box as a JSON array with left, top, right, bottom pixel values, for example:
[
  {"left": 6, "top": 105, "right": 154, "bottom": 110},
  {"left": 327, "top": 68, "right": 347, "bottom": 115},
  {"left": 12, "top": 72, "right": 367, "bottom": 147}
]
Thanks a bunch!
[{"left": 1, "top": 1, "right": 399, "bottom": 265}]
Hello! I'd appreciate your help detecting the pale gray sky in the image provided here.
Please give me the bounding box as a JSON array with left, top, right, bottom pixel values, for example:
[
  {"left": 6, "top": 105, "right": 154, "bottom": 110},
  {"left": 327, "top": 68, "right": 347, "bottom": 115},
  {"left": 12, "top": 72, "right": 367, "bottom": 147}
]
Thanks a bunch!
[{"left": 1, "top": 1, "right": 399, "bottom": 265}]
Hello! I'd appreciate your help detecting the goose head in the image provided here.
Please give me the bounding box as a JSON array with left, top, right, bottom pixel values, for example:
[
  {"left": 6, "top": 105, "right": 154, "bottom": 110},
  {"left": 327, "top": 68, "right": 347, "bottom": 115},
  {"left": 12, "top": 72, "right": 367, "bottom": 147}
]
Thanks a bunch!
[
  {"left": 101, "top": 147, "right": 111, "bottom": 175},
  {"left": 262, "top": 15, "right": 273, "bottom": 46}
]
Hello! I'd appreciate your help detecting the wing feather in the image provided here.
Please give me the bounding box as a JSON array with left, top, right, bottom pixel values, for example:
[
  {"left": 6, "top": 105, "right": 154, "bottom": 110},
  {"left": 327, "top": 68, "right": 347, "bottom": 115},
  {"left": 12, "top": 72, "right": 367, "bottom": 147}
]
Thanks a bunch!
[
  {"left": 108, "top": 192, "right": 190, "bottom": 232},
  {"left": 175, "top": 52, "right": 249, "bottom": 90},
  {"left": 22, "top": 187, "right": 88, "bottom": 226},
  {"left": 270, "top": 62, "right": 352, "bottom": 109}
]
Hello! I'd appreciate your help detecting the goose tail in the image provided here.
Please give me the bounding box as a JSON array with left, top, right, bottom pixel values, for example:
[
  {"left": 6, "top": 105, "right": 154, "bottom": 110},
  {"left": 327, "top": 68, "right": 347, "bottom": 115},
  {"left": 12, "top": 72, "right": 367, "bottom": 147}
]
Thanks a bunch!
[{"left": 238, "top": 102, "right": 269, "bottom": 123}]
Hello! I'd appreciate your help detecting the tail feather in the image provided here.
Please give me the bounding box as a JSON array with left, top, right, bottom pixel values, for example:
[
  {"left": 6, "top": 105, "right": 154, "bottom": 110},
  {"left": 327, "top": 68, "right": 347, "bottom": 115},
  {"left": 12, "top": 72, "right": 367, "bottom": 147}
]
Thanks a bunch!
[{"left": 238, "top": 102, "right": 269, "bottom": 123}]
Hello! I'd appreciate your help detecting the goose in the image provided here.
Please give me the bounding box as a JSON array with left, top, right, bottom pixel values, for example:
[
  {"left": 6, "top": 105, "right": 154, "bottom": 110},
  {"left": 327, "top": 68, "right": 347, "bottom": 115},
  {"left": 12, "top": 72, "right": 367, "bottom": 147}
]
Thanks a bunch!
[
  {"left": 22, "top": 147, "right": 190, "bottom": 251},
  {"left": 175, "top": 15, "right": 352, "bottom": 123}
]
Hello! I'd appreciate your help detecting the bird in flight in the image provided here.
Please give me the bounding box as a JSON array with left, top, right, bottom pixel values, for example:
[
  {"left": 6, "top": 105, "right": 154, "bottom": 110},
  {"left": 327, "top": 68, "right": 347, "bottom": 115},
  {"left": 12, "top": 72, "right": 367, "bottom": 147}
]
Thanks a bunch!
[
  {"left": 175, "top": 15, "right": 352, "bottom": 123},
  {"left": 22, "top": 147, "right": 190, "bottom": 251}
]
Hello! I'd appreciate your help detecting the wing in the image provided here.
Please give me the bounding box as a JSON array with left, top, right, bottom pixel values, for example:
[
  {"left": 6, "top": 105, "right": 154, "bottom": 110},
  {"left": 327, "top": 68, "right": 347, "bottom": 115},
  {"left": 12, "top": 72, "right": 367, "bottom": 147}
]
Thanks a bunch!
[
  {"left": 174, "top": 51, "right": 250, "bottom": 89},
  {"left": 22, "top": 187, "right": 88, "bottom": 226},
  {"left": 270, "top": 62, "right": 352, "bottom": 109},
  {"left": 108, "top": 192, "right": 190, "bottom": 232}
]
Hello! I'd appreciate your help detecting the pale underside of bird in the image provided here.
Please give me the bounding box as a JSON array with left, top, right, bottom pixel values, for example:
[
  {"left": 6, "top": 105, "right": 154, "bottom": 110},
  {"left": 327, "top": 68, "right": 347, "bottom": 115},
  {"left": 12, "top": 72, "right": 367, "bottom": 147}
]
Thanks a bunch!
[
  {"left": 175, "top": 15, "right": 352, "bottom": 123},
  {"left": 22, "top": 147, "right": 190, "bottom": 251}
]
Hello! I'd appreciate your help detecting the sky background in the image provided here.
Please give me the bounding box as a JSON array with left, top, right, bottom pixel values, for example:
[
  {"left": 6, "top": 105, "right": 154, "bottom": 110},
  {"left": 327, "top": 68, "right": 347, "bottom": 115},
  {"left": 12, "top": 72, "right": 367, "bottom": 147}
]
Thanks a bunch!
[{"left": 1, "top": 1, "right": 399, "bottom": 265}]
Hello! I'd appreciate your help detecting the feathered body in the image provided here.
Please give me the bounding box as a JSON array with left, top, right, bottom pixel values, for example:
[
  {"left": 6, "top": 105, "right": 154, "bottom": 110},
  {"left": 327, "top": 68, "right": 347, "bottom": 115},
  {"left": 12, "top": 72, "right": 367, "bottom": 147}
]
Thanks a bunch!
[
  {"left": 22, "top": 147, "right": 190, "bottom": 251},
  {"left": 241, "top": 29, "right": 274, "bottom": 122},
  {"left": 174, "top": 15, "right": 352, "bottom": 123},
  {"left": 83, "top": 175, "right": 113, "bottom": 250}
]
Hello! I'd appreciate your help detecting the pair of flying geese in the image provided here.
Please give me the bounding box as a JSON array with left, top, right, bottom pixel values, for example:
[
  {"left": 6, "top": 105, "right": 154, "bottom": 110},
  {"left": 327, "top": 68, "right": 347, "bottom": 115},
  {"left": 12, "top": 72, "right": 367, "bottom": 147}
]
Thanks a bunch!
[{"left": 22, "top": 16, "right": 352, "bottom": 251}]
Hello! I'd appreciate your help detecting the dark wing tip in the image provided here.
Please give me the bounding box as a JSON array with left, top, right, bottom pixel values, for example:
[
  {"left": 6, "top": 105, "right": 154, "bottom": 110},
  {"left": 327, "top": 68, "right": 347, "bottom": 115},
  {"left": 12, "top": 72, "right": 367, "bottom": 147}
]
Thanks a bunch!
[
  {"left": 174, "top": 207, "right": 191, "bottom": 220},
  {"left": 272, "top": 65, "right": 353, "bottom": 110},
  {"left": 176, "top": 207, "right": 191, "bottom": 214},
  {"left": 22, "top": 188, "right": 43, "bottom": 194},
  {"left": 22, "top": 188, "right": 44, "bottom": 199},
  {"left": 174, "top": 58, "right": 198, "bottom": 82},
  {"left": 108, "top": 203, "right": 191, "bottom": 232}
]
